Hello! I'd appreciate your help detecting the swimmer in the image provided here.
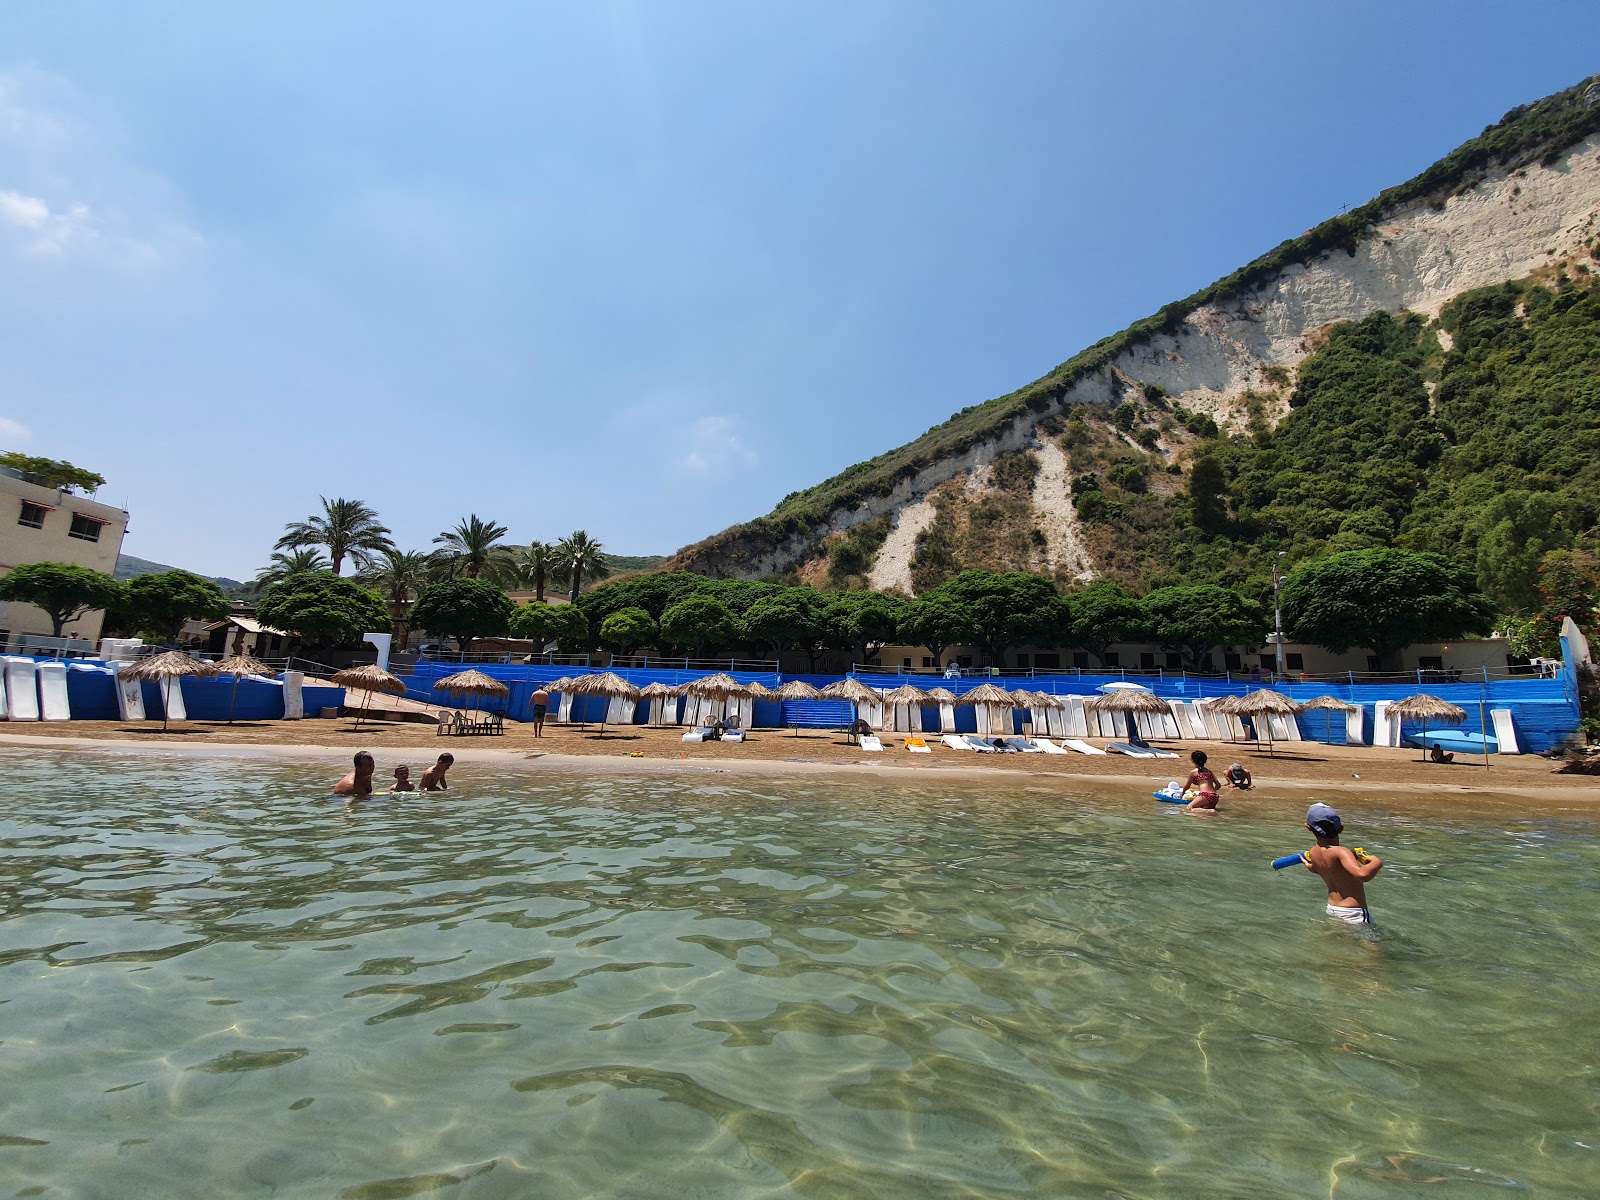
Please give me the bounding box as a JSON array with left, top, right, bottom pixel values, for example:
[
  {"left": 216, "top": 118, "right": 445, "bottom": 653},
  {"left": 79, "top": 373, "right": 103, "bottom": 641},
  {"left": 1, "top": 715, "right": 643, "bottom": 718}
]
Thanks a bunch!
[
  {"left": 1302, "top": 803, "right": 1381, "bottom": 925},
  {"left": 389, "top": 765, "right": 416, "bottom": 793},
  {"left": 334, "top": 751, "right": 376, "bottom": 798},
  {"left": 1225, "top": 762, "right": 1252, "bottom": 789},
  {"left": 1183, "top": 749, "right": 1221, "bottom": 812},
  {"left": 421, "top": 752, "right": 454, "bottom": 792},
  {"left": 528, "top": 685, "right": 550, "bottom": 737}
]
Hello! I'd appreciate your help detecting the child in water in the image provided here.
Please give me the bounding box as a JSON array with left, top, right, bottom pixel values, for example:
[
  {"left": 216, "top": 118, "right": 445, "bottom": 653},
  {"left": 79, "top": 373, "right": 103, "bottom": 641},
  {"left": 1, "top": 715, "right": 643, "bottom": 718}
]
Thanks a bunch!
[
  {"left": 1183, "top": 750, "right": 1221, "bottom": 812},
  {"left": 389, "top": 765, "right": 416, "bottom": 793},
  {"left": 1303, "top": 803, "right": 1382, "bottom": 925},
  {"left": 421, "top": 753, "right": 454, "bottom": 792}
]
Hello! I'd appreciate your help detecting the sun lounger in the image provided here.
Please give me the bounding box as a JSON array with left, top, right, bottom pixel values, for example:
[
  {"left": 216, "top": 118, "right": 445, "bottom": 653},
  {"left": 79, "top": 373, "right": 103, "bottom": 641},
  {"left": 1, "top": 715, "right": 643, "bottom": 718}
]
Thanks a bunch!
[
  {"left": 1031, "top": 737, "right": 1070, "bottom": 754},
  {"left": 1106, "top": 741, "right": 1161, "bottom": 758},
  {"left": 722, "top": 728, "right": 746, "bottom": 743},
  {"left": 905, "top": 736, "right": 931, "bottom": 753},
  {"left": 1062, "top": 739, "right": 1107, "bottom": 755},
  {"left": 962, "top": 735, "right": 998, "bottom": 753},
  {"left": 861, "top": 734, "right": 884, "bottom": 752},
  {"left": 941, "top": 734, "right": 973, "bottom": 751},
  {"left": 681, "top": 727, "right": 716, "bottom": 743},
  {"left": 1003, "top": 737, "right": 1043, "bottom": 753}
]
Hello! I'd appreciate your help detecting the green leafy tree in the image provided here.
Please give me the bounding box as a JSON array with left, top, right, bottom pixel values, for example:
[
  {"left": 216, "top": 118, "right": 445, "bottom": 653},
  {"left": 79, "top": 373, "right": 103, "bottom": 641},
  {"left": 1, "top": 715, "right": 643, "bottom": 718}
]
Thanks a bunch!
[
  {"left": 359, "top": 549, "right": 433, "bottom": 643},
  {"left": 1281, "top": 548, "right": 1494, "bottom": 670},
  {"left": 1142, "top": 584, "right": 1267, "bottom": 670},
  {"left": 126, "top": 570, "right": 231, "bottom": 645},
  {"left": 257, "top": 572, "right": 391, "bottom": 648},
  {"left": 896, "top": 593, "right": 974, "bottom": 669},
  {"left": 1064, "top": 579, "right": 1148, "bottom": 664},
  {"left": 598, "top": 606, "right": 658, "bottom": 656},
  {"left": 275, "top": 497, "right": 395, "bottom": 575},
  {"left": 1469, "top": 491, "right": 1568, "bottom": 615},
  {"left": 408, "top": 578, "right": 514, "bottom": 653},
  {"left": 1187, "top": 456, "right": 1229, "bottom": 533},
  {"left": 660, "top": 595, "right": 742, "bottom": 659},
  {"left": 1523, "top": 548, "right": 1600, "bottom": 658},
  {"left": 552, "top": 530, "right": 612, "bottom": 597},
  {"left": 0, "top": 562, "right": 127, "bottom": 637},
  {"left": 433, "top": 514, "right": 511, "bottom": 581},
  {"left": 742, "top": 589, "right": 827, "bottom": 665},
  {"left": 254, "top": 547, "right": 330, "bottom": 591},
  {"left": 0, "top": 452, "right": 105, "bottom": 493},
  {"left": 823, "top": 590, "right": 905, "bottom": 666},
  {"left": 919, "top": 571, "right": 1062, "bottom": 665},
  {"left": 509, "top": 600, "right": 591, "bottom": 652}
]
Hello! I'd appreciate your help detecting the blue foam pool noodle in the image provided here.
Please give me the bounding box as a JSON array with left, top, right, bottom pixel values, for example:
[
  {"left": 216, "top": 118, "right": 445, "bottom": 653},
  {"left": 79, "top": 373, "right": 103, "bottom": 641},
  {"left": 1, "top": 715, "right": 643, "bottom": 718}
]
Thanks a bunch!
[{"left": 1272, "top": 852, "right": 1308, "bottom": 871}]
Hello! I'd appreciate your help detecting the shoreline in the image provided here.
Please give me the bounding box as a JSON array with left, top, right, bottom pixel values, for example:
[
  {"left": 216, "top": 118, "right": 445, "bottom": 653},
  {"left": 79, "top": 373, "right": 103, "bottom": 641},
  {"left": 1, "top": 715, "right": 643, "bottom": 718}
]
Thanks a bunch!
[{"left": 2, "top": 729, "right": 1595, "bottom": 812}]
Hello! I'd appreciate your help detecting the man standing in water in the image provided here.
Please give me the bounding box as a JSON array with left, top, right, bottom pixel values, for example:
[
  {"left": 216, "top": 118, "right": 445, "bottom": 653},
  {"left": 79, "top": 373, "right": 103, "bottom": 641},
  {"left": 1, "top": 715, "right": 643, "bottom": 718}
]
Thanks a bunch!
[
  {"left": 528, "top": 684, "right": 550, "bottom": 737},
  {"left": 334, "top": 751, "right": 376, "bottom": 798},
  {"left": 1303, "top": 803, "right": 1382, "bottom": 925}
]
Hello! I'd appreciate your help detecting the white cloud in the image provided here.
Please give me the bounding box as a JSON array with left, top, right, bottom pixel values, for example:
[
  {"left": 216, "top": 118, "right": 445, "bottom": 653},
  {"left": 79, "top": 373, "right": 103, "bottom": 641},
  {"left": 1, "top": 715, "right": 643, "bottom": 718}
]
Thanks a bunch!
[
  {"left": 0, "top": 187, "right": 95, "bottom": 254},
  {"left": 680, "top": 415, "right": 757, "bottom": 474},
  {"left": 0, "top": 415, "right": 30, "bottom": 441}
]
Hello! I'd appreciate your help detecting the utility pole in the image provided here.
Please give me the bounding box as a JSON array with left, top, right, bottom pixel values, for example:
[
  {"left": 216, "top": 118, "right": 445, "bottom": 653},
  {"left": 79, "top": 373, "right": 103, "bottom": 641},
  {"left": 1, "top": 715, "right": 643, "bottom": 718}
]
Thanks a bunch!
[{"left": 1270, "top": 550, "right": 1288, "bottom": 678}]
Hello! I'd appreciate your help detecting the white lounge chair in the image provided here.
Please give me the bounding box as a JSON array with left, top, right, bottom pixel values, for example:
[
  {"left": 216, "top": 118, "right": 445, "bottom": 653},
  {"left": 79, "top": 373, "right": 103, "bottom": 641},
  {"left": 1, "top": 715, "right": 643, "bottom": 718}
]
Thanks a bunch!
[
  {"left": 860, "top": 734, "right": 884, "bottom": 752},
  {"left": 962, "top": 735, "right": 998, "bottom": 753},
  {"left": 1063, "top": 739, "right": 1107, "bottom": 755},
  {"left": 1490, "top": 709, "right": 1521, "bottom": 754},
  {"left": 1031, "top": 737, "right": 1071, "bottom": 754},
  {"left": 905, "top": 736, "right": 932, "bottom": 754},
  {"left": 942, "top": 734, "right": 974, "bottom": 751},
  {"left": 1003, "top": 737, "right": 1043, "bottom": 753}
]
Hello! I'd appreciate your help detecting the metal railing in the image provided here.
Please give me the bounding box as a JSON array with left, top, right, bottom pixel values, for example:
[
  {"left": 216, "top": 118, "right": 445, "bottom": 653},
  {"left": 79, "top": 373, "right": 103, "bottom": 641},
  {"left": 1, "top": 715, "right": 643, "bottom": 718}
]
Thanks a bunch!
[{"left": 853, "top": 663, "right": 1563, "bottom": 685}]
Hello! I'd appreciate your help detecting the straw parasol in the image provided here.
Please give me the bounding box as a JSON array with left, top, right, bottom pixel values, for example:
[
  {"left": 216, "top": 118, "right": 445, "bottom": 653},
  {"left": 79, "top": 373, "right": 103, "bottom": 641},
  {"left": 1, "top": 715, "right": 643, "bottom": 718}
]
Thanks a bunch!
[
  {"left": 433, "top": 669, "right": 510, "bottom": 723},
  {"left": 1211, "top": 689, "right": 1303, "bottom": 755},
  {"left": 884, "top": 683, "right": 927, "bottom": 704},
  {"left": 562, "top": 671, "right": 641, "bottom": 735},
  {"left": 211, "top": 654, "right": 277, "bottom": 725},
  {"left": 1084, "top": 686, "right": 1172, "bottom": 743},
  {"left": 772, "top": 678, "right": 822, "bottom": 735},
  {"left": 1301, "top": 694, "right": 1360, "bottom": 744},
  {"left": 119, "top": 651, "right": 220, "bottom": 731},
  {"left": 679, "top": 672, "right": 751, "bottom": 698},
  {"left": 744, "top": 680, "right": 776, "bottom": 700},
  {"left": 638, "top": 680, "right": 679, "bottom": 726},
  {"left": 1389, "top": 693, "right": 1467, "bottom": 762},
  {"left": 925, "top": 686, "right": 957, "bottom": 704},
  {"left": 821, "top": 677, "right": 882, "bottom": 739},
  {"left": 331, "top": 663, "right": 407, "bottom": 730},
  {"left": 956, "top": 683, "right": 1021, "bottom": 706}
]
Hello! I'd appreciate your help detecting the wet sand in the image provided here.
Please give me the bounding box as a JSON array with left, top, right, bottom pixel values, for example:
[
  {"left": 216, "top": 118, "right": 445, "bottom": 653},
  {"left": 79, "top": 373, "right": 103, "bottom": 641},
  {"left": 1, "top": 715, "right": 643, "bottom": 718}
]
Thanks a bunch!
[{"left": 0, "top": 718, "right": 1593, "bottom": 811}]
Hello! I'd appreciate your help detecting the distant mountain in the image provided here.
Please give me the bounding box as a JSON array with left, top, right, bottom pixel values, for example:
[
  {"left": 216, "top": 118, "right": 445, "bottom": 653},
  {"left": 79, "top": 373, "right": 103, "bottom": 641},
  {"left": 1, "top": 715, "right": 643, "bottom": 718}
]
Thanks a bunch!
[
  {"left": 115, "top": 553, "right": 243, "bottom": 591},
  {"left": 601, "top": 552, "right": 667, "bottom": 575}
]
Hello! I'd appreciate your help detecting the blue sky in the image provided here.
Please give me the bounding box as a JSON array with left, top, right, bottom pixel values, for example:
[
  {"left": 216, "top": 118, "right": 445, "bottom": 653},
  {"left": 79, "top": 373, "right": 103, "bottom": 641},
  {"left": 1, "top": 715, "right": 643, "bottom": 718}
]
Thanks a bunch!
[{"left": 0, "top": 2, "right": 1596, "bottom": 580}]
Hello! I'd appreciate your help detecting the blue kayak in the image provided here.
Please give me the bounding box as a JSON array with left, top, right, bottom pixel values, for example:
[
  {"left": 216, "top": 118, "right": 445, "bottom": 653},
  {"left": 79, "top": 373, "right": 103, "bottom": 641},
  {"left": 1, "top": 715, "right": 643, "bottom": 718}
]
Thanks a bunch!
[{"left": 1404, "top": 729, "right": 1499, "bottom": 754}]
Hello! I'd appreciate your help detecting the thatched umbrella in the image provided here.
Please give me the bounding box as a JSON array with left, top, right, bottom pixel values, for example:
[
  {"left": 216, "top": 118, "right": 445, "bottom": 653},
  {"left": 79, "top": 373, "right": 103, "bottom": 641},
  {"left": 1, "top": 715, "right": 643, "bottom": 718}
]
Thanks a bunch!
[
  {"left": 956, "top": 682, "right": 1021, "bottom": 738},
  {"left": 331, "top": 663, "right": 407, "bottom": 730},
  {"left": 925, "top": 686, "right": 956, "bottom": 703},
  {"left": 562, "top": 671, "right": 641, "bottom": 736},
  {"left": 1213, "top": 688, "right": 1303, "bottom": 755},
  {"left": 773, "top": 678, "right": 822, "bottom": 736},
  {"left": 883, "top": 682, "right": 928, "bottom": 734},
  {"left": 679, "top": 672, "right": 751, "bottom": 698},
  {"left": 1389, "top": 693, "right": 1468, "bottom": 762},
  {"left": 821, "top": 677, "right": 882, "bottom": 739},
  {"left": 1085, "top": 686, "right": 1172, "bottom": 743},
  {"left": 211, "top": 654, "right": 277, "bottom": 726},
  {"left": 638, "top": 680, "right": 680, "bottom": 726},
  {"left": 119, "top": 652, "right": 220, "bottom": 731},
  {"left": 1301, "top": 694, "right": 1360, "bottom": 744},
  {"left": 434, "top": 669, "right": 510, "bottom": 724}
]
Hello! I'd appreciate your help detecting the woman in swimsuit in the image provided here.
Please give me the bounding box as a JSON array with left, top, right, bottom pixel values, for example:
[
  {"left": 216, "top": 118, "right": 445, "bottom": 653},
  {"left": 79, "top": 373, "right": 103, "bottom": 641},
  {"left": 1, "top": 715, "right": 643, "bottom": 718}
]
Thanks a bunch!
[{"left": 1184, "top": 749, "right": 1222, "bottom": 812}]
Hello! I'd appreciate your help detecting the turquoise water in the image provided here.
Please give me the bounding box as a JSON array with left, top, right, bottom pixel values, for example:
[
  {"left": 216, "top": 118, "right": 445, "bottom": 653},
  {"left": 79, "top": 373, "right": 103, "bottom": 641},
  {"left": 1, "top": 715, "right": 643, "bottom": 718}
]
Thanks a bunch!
[{"left": 1, "top": 752, "right": 1597, "bottom": 1198}]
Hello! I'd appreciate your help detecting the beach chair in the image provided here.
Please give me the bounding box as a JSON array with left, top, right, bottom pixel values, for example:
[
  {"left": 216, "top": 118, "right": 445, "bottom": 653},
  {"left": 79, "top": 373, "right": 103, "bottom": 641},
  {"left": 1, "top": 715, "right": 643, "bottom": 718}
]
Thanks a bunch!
[
  {"left": 722, "top": 728, "right": 746, "bottom": 743},
  {"left": 962, "top": 735, "right": 998, "bottom": 753},
  {"left": 860, "top": 734, "right": 884, "bottom": 752},
  {"left": 1062, "top": 739, "right": 1107, "bottom": 755},
  {"left": 681, "top": 727, "right": 716, "bottom": 743},
  {"left": 1003, "top": 737, "right": 1044, "bottom": 753},
  {"left": 1030, "top": 737, "right": 1070, "bottom": 754},
  {"left": 942, "top": 733, "right": 973, "bottom": 751},
  {"left": 905, "top": 736, "right": 932, "bottom": 753},
  {"left": 1106, "top": 741, "right": 1160, "bottom": 758}
]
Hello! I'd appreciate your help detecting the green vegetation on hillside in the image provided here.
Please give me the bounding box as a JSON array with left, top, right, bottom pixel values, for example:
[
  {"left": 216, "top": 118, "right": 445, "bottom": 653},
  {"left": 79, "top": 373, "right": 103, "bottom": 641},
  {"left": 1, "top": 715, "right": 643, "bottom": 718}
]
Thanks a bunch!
[{"left": 678, "top": 74, "right": 1600, "bottom": 574}]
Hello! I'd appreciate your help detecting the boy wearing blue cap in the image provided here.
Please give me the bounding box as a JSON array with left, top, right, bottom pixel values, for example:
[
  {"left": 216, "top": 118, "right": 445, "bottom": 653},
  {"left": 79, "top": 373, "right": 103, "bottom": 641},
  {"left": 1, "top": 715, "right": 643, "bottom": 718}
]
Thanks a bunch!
[{"left": 1303, "top": 803, "right": 1382, "bottom": 924}]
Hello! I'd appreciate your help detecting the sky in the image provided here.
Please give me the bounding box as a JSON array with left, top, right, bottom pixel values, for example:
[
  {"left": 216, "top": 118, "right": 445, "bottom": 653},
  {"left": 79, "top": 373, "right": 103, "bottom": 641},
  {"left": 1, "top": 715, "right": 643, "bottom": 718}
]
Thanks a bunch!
[{"left": 0, "top": 2, "right": 1597, "bottom": 581}]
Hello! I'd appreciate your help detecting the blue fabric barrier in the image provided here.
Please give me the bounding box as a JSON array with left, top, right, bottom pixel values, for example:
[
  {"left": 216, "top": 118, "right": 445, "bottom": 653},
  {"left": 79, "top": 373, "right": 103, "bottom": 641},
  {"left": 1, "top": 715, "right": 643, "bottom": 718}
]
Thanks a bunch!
[{"left": 65, "top": 665, "right": 119, "bottom": 720}]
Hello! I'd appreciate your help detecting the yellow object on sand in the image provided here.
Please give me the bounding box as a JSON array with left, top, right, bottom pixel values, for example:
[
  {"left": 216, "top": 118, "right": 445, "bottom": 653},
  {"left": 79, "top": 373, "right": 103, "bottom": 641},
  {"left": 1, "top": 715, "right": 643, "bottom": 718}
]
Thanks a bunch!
[{"left": 905, "top": 737, "right": 931, "bottom": 754}]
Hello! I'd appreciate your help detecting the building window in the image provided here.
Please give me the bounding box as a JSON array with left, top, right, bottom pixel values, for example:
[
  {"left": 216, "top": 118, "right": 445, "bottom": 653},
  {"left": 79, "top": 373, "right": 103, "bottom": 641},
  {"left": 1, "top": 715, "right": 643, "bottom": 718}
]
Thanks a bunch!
[
  {"left": 1102, "top": 651, "right": 1120, "bottom": 667},
  {"left": 1223, "top": 652, "right": 1242, "bottom": 670},
  {"left": 1165, "top": 652, "right": 1183, "bottom": 670},
  {"left": 1015, "top": 653, "right": 1030, "bottom": 669},
  {"left": 1416, "top": 655, "right": 1443, "bottom": 671},
  {"left": 1366, "top": 656, "right": 1381, "bottom": 672},
  {"left": 901, "top": 657, "right": 912, "bottom": 668},
  {"left": 18, "top": 502, "right": 48, "bottom": 529},
  {"left": 1072, "top": 652, "right": 1089, "bottom": 669},
  {"left": 1034, "top": 652, "right": 1060, "bottom": 669},
  {"left": 921, "top": 656, "right": 933, "bottom": 668},
  {"left": 1139, "top": 652, "right": 1156, "bottom": 670},
  {"left": 68, "top": 514, "right": 105, "bottom": 542},
  {"left": 1285, "top": 653, "right": 1304, "bottom": 671}
]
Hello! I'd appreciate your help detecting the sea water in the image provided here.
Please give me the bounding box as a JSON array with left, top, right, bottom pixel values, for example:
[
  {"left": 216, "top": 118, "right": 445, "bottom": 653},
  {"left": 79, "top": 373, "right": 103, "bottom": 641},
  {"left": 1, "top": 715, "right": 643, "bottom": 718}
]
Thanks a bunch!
[{"left": 1, "top": 751, "right": 1596, "bottom": 1198}]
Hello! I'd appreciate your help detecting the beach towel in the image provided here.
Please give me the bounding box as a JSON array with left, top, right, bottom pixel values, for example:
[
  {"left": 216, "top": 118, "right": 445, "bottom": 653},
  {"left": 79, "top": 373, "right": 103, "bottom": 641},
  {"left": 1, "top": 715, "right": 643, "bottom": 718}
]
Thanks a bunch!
[{"left": 905, "top": 737, "right": 931, "bottom": 754}]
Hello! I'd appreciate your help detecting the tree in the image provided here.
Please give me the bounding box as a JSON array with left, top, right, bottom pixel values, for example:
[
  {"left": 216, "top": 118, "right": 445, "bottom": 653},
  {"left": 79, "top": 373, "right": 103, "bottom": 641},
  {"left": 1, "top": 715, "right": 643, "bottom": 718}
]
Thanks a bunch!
[
  {"left": 1281, "top": 548, "right": 1494, "bottom": 670},
  {"left": 1512, "top": 548, "right": 1597, "bottom": 659},
  {"left": 408, "top": 578, "right": 514, "bottom": 654},
  {"left": 1469, "top": 491, "right": 1567, "bottom": 615},
  {"left": 552, "top": 530, "right": 612, "bottom": 597},
  {"left": 1142, "top": 584, "right": 1267, "bottom": 670},
  {"left": 433, "top": 514, "right": 511, "bottom": 581},
  {"left": 254, "top": 547, "right": 330, "bottom": 592},
  {"left": 823, "top": 591, "right": 905, "bottom": 666},
  {"left": 1064, "top": 579, "right": 1148, "bottom": 664},
  {"left": 743, "top": 590, "right": 827, "bottom": 665},
  {"left": 660, "top": 595, "right": 741, "bottom": 659},
  {"left": 0, "top": 562, "right": 127, "bottom": 637},
  {"left": 0, "top": 451, "right": 105, "bottom": 494},
  {"left": 919, "top": 571, "right": 1062, "bottom": 665},
  {"left": 507, "top": 541, "right": 555, "bottom": 601},
  {"left": 598, "top": 607, "right": 658, "bottom": 657},
  {"left": 1188, "top": 456, "right": 1229, "bottom": 533},
  {"left": 257, "top": 572, "right": 392, "bottom": 648},
  {"left": 509, "top": 600, "right": 591, "bottom": 652},
  {"left": 896, "top": 593, "right": 974, "bottom": 668},
  {"left": 359, "top": 549, "right": 432, "bottom": 643},
  {"left": 126, "top": 570, "right": 231, "bottom": 645},
  {"left": 275, "top": 497, "right": 394, "bottom": 575}
]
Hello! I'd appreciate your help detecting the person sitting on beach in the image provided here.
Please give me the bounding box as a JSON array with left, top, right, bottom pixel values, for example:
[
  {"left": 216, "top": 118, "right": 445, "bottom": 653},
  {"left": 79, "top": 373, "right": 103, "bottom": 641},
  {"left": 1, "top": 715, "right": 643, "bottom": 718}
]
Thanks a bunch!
[
  {"left": 1225, "top": 762, "right": 1253, "bottom": 790},
  {"left": 1183, "top": 749, "right": 1221, "bottom": 812},
  {"left": 389, "top": 765, "right": 416, "bottom": 793},
  {"left": 334, "top": 751, "right": 376, "bottom": 798},
  {"left": 1429, "top": 744, "right": 1455, "bottom": 764},
  {"left": 1302, "top": 803, "right": 1381, "bottom": 925},
  {"left": 421, "top": 753, "right": 454, "bottom": 791},
  {"left": 528, "top": 685, "right": 550, "bottom": 737}
]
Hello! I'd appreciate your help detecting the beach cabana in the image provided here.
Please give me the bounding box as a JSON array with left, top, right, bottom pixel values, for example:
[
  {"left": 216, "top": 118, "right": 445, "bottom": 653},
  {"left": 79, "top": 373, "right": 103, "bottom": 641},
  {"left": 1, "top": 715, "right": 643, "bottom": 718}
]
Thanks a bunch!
[
  {"left": 562, "top": 672, "right": 640, "bottom": 735},
  {"left": 211, "top": 654, "right": 277, "bottom": 725},
  {"left": 543, "top": 677, "right": 576, "bottom": 724},
  {"left": 1084, "top": 687, "right": 1171, "bottom": 742},
  {"left": 331, "top": 663, "right": 408, "bottom": 731},
  {"left": 821, "top": 677, "right": 882, "bottom": 738},
  {"left": 434, "top": 669, "right": 510, "bottom": 732},
  {"left": 1389, "top": 693, "right": 1468, "bottom": 761},
  {"left": 773, "top": 679, "right": 822, "bottom": 736},
  {"left": 638, "top": 681, "right": 681, "bottom": 726},
  {"left": 1212, "top": 689, "right": 1303, "bottom": 755},
  {"left": 680, "top": 672, "right": 751, "bottom": 727},
  {"left": 925, "top": 686, "right": 958, "bottom": 733},
  {"left": 120, "top": 652, "right": 220, "bottom": 731},
  {"left": 958, "top": 683, "right": 1021, "bottom": 738},
  {"left": 884, "top": 683, "right": 927, "bottom": 733},
  {"left": 1301, "top": 695, "right": 1360, "bottom": 744}
]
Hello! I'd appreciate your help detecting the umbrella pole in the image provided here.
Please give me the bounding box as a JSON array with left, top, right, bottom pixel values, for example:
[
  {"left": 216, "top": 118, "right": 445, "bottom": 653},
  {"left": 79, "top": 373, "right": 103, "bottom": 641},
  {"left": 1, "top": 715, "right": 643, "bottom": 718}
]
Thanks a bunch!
[
  {"left": 163, "top": 677, "right": 172, "bottom": 732},
  {"left": 228, "top": 673, "right": 241, "bottom": 725},
  {"left": 1480, "top": 697, "right": 1490, "bottom": 773}
]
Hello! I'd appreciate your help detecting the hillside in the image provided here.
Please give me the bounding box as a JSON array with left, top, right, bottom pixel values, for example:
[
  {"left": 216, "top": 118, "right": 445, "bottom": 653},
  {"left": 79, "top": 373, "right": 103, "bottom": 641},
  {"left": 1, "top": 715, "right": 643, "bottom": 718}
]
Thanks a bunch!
[
  {"left": 115, "top": 553, "right": 243, "bottom": 591},
  {"left": 668, "top": 75, "right": 1600, "bottom": 613}
]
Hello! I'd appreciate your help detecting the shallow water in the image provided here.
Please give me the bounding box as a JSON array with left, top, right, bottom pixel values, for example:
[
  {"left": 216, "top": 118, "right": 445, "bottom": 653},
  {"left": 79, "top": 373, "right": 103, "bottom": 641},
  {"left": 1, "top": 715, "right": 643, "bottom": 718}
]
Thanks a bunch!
[{"left": 1, "top": 752, "right": 1597, "bottom": 1198}]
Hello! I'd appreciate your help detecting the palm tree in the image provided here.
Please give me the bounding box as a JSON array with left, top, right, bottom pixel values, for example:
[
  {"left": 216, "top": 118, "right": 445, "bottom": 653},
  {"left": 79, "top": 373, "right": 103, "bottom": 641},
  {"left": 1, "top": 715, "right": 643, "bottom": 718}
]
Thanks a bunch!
[
  {"left": 253, "top": 547, "right": 330, "bottom": 591},
  {"left": 553, "top": 530, "right": 612, "bottom": 597},
  {"left": 359, "top": 549, "right": 432, "bottom": 643},
  {"left": 276, "top": 497, "right": 394, "bottom": 575},
  {"left": 433, "top": 514, "right": 511, "bottom": 580},
  {"left": 507, "top": 541, "right": 555, "bottom": 601}
]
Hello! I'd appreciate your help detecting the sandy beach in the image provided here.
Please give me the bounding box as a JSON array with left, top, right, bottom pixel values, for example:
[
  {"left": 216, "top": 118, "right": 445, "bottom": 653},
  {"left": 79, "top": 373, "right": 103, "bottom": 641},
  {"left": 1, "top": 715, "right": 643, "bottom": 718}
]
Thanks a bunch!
[{"left": 1, "top": 718, "right": 1593, "bottom": 810}]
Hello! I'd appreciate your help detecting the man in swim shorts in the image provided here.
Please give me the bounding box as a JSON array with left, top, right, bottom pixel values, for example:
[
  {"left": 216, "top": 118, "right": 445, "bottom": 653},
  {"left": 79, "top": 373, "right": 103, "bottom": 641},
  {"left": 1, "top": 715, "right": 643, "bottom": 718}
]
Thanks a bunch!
[
  {"left": 334, "top": 751, "right": 376, "bottom": 798},
  {"left": 421, "top": 753, "right": 454, "bottom": 791},
  {"left": 528, "top": 685, "right": 550, "bottom": 737},
  {"left": 1302, "top": 803, "right": 1381, "bottom": 925}
]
